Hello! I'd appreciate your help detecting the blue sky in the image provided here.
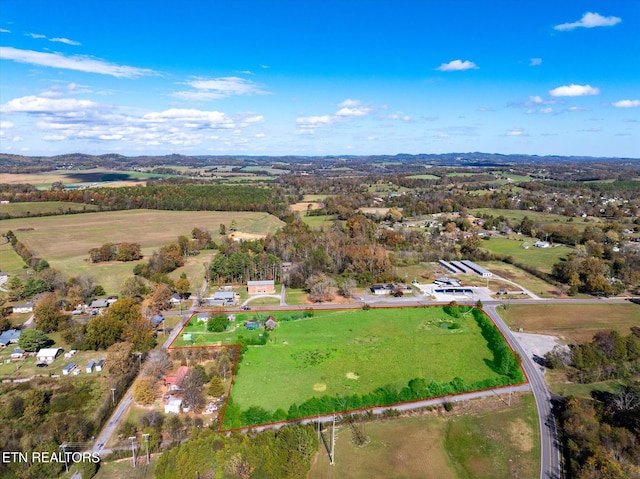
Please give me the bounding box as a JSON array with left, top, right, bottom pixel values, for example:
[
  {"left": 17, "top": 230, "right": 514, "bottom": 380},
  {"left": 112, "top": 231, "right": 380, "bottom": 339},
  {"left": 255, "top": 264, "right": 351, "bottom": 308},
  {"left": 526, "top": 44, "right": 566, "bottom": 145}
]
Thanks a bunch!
[{"left": 0, "top": 0, "right": 638, "bottom": 158}]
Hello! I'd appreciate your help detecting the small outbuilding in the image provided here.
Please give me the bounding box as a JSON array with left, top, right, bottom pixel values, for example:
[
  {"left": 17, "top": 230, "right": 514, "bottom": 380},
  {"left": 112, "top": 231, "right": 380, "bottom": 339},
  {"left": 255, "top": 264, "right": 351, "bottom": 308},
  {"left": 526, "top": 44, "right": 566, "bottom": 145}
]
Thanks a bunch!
[
  {"left": 95, "top": 359, "right": 105, "bottom": 372},
  {"left": 36, "top": 347, "right": 62, "bottom": 363},
  {"left": 86, "top": 360, "right": 96, "bottom": 373}
]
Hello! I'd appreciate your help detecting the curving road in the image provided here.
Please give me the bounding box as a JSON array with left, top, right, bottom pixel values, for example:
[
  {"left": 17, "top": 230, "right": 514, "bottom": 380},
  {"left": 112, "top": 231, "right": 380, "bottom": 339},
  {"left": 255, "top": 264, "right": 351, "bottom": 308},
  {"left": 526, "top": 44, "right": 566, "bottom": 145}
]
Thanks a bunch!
[{"left": 484, "top": 303, "right": 561, "bottom": 479}]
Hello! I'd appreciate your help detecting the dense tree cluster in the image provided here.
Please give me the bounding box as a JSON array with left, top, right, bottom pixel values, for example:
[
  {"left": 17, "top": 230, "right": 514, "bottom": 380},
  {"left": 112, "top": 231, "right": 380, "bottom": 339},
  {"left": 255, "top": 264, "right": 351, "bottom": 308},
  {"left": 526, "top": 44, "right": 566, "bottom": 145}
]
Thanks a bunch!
[
  {"left": 88, "top": 242, "right": 142, "bottom": 263},
  {"left": 557, "top": 388, "right": 640, "bottom": 478},
  {"left": 209, "top": 238, "right": 282, "bottom": 284}
]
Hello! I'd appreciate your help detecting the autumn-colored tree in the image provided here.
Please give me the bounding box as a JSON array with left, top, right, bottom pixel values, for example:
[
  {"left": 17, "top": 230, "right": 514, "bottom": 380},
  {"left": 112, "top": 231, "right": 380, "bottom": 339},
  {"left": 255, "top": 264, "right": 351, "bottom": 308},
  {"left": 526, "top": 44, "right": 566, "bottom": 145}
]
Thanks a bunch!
[
  {"left": 134, "top": 377, "right": 158, "bottom": 405},
  {"left": 150, "top": 283, "right": 173, "bottom": 311},
  {"left": 34, "top": 293, "right": 69, "bottom": 333},
  {"left": 175, "top": 276, "right": 191, "bottom": 298}
]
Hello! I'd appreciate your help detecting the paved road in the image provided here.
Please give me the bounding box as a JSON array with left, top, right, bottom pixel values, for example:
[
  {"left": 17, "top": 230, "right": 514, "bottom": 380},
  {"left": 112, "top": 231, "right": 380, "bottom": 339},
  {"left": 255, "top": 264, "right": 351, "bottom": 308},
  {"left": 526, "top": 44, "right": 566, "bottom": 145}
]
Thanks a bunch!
[
  {"left": 485, "top": 304, "right": 561, "bottom": 479},
  {"left": 90, "top": 279, "right": 206, "bottom": 456}
]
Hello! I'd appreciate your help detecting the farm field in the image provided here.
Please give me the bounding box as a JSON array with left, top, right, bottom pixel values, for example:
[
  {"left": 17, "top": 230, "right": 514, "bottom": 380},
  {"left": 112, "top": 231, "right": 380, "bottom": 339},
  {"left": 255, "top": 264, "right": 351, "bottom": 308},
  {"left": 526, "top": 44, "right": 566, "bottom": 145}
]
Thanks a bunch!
[
  {"left": 478, "top": 236, "right": 572, "bottom": 273},
  {"left": 470, "top": 208, "right": 603, "bottom": 230},
  {"left": 172, "top": 307, "right": 523, "bottom": 428},
  {"left": 0, "top": 200, "right": 100, "bottom": 217},
  {"left": 0, "top": 168, "right": 180, "bottom": 189},
  {"left": 0, "top": 210, "right": 283, "bottom": 295},
  {"left": 309, "top": 393, "right": 539, "bottom": 479},
  {"left": 499, "top": 303, "right": 640, "bottom": 344}
]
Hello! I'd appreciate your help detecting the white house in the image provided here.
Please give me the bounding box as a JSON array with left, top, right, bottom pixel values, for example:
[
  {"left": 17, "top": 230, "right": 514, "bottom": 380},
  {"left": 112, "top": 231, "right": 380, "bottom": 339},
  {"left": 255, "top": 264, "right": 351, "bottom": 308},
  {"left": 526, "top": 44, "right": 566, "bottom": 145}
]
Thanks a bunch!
[
  {"left": 169, "top": 293, "right": 182, "bottom": 305},
  {"left": 62, "top": 363, "right": 77, "bottom": 375},
  {"left": 86, "top": 360, "right": 95, "bottom": 373},
  {"left": 164, "top": 398, "right": 183, "bottom": 414},
  {"left": 36, "top": 347, "right": 62, "bottom": 363},
  {"left": 12, "top": 303, "right": 33, "bottom": 314},
  {"left": 534, "top": 241, "right": 550, "bottom": 248}
]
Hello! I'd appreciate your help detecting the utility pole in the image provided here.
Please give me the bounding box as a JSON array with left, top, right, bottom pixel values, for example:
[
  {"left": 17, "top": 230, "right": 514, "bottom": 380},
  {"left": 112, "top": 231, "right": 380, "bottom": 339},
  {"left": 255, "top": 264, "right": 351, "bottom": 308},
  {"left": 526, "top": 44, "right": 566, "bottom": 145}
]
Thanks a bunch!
[
  {"left": 59, "top": 443, "right": 69, "bottom": 473},
  {"left": 128, "top": 436, "right": 136, "bottom": 468},
  {"left": 330, "top": 415, "right": 336, "bottom": 465},
  {"left": 142, "top": 433, "right": 150, "bottom": 465}
]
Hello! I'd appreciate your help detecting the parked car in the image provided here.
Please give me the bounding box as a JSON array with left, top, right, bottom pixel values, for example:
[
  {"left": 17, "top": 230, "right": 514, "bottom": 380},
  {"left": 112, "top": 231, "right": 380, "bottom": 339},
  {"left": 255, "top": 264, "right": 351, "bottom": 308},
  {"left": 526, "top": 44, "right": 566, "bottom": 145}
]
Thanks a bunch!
[
  {"left": 36, "top": 363, "right": 48, "bottom": 368},
  {"left": 241, "top": 305, "right": 251, "bottom": 310}
]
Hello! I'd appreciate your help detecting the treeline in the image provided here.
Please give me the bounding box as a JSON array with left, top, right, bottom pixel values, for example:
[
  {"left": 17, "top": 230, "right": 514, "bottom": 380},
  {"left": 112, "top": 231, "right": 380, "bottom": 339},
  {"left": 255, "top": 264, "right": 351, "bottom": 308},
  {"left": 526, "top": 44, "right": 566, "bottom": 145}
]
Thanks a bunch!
[
  {"left": 1, "top": 184, "right": 290, "bottom": 218},
  {"left": 88, "top": 242, "right": 142, "bottom": 263},
  {"left": 556, "top": 386, "right": 640, "bottom": 478},
  {"left": 4, "top": 230, "right": 49, "bottom": 272},
  {"left": 154, "top": 425, "right": 318, "bottom": 479},
  {"left": 546, "top": 329, "right": 640, "bottom": 384}
]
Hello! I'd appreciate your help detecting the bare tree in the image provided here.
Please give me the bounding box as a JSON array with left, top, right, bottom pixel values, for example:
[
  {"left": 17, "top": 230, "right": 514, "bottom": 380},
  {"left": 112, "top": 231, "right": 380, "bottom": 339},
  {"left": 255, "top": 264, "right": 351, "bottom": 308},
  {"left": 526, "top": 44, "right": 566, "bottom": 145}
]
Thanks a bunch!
[
  {"left": 143, "top": 349, "right": 172, "bottom": 379},
  {"left": 338, "top": 277, "right": 356, "bottom": 298}
]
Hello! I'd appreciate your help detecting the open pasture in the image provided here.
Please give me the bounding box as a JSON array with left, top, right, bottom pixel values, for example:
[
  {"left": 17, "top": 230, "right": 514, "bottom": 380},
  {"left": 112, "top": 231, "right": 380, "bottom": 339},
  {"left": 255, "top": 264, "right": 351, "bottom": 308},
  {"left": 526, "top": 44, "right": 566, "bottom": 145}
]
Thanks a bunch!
[
  {"left": 478, "top": 236, "right": 572, "bottom": 273},
  {"left": 174, "top": 307, "right": 520, "bottom": 422},
  {"left": 1, "top": 210, "right": 283, "bottom": 294},
  {"left": 309, "top": 393, "right": 539, "bottom": 479},
  {"left": 0, "top": 201, "right": 100, "bottom": 217},
  {"left": 499, "top": 303, "right": 640, "bottom": 344}
]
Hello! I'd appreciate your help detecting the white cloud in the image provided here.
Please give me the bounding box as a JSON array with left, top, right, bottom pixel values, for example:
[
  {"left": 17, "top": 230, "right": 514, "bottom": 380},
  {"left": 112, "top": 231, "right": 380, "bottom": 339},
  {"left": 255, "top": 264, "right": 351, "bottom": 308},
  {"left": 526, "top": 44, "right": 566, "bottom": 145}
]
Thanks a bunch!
[
  {"left": 549, "top": 84, "right": 600, "bottom": 97},
  {"left": 0, "top": 47, "right": 155, "bottom": 78},
  {"left": 0, "top": 29, "right": 10, "bottom": 33},
  {"left": 1, "top": 95, "right": 101, "bottom": 113},
  {"left": 0, "top": 121, "right": 14, "bottom": 128},
  {"left": 27, "top": 33, "right": 46, "bottom": 39},
  {"left": 50, "top": 37, "right": 81, "bottom": 46},
  {"left": 335, "top": 106, "right": 370, "bottom": 117},
  {"left": 338, "top": 99, "right": 360, "bottom": 108},
  {"left": 0, "top": 94, "right": 263, "bottom": 148},
  {"left": 530, "top": 58, "right": 542, "bottom": 66},
  {"left": 174, "top": 76, "right": 269, "bottom": 100},
  {"left": 295, "top": 115, "right": 335, "bottom": 128},
  {"left": 244, "top": 115, "right": 264, "bottom": 123},
  {"left": 506, "top": 128, "right": 526, "bottom": 136},
  {"left": 254, "top": 133, "right": 266, "bottom": 138},
  {"left": 435, "top": 59, "right": 478, "bottom": 71},
  {"left": 554, "top": 12, "right": 621, "bottom": 31},
  {"left": 612, "top": 99, "right": 640, "bottom": 108},
  {"left": 296, "top": 102, "right": 373, "bottom": 129}
]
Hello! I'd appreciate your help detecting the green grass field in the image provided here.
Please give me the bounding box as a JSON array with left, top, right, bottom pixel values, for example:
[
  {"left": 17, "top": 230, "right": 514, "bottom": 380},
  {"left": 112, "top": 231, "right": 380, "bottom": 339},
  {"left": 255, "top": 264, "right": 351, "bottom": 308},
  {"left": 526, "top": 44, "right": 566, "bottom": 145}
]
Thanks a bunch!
[
  {"left": 478, "top": 236, "right": 572, "bottom": 273},
  {"left": 309, "top": 393, "right": 539, "bottom": 479},
  {"left": 173, "top": 307, "right": 521, "bottom": 426},
  {"left": 0, "top": 241, "right": 27, "bottom": 276},
  {"left": 302, "top": 214, "right": 338, "bottom": 228},
  {"left": 0, "top": 201, "right": 100, "bottom": 217},
  {"left": 406, "top": 174, "right": 440, "bottom": 180}
]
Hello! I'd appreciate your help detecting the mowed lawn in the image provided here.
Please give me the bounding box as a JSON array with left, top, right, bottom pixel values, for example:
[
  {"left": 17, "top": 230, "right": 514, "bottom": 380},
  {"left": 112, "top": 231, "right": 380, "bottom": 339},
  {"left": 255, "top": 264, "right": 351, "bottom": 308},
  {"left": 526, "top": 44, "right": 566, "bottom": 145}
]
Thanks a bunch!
[
  {"left": 499, "top": 303, "right": 640, "bottom": 344},
  {"left": 0, "top": 210, "right": 284, "bottom": 294},
  {"left": 178, "top": 307, "right": 508, "bottom": 413},
  {"left": 309, "top": 394, "right": 539, "bottom": 479},
  {"left": 478, "top": 236, "right": 572, "bottom": 273}
]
